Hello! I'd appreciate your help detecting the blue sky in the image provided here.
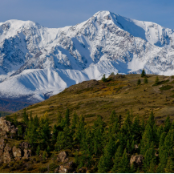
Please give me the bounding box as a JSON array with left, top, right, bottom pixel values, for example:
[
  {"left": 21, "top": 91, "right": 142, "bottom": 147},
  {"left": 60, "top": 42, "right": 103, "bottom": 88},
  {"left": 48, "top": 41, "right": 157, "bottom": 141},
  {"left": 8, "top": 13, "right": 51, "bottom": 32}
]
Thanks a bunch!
[{"left": 0, "top": 0, "right": 174, "bottom": 29}]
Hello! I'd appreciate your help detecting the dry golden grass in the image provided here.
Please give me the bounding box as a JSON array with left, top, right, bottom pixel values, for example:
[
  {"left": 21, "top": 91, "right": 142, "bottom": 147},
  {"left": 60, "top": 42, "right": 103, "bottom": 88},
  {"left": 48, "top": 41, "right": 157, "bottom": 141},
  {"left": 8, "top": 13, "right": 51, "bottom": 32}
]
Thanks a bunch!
[{"left": 9, "top": 74, "right": 174, "bottom": 126}]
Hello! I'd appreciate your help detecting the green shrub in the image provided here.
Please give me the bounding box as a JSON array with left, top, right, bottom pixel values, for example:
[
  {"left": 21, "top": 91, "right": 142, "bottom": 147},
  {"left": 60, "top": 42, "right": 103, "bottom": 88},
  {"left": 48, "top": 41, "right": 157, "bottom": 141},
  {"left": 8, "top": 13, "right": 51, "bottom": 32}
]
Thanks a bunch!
[
  {"left": 39, "top": 167, "right": 47, "bottom": 173},
  {"left": 137, "top": 79, "right": 141, "bottom": 85},
  {"left": 159, "top": 85, "right": 173, "bottom": 90},
  {"left": 49, "top": 163, "right": 59, "bottom": 172}
]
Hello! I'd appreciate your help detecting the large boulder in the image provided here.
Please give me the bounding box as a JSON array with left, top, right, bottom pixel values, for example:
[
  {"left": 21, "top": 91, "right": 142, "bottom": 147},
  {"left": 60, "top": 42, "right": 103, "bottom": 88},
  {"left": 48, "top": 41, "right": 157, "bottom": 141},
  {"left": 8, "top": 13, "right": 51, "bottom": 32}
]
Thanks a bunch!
[
  {"left": 12, "top": 146, "right": 22, "bottom": 161},
  {"left": 20, "top": 142, "right": 30, "bottom": 149},
  {"left": 22, "top": 149, "right": 31, "bottom": 160},
  {"left": 58, "top": 162, "right": 75, "bottom": 173},
  {"left": 0, "top": 118, "right": 11, "bottom": 133},
  {"left": 130, "top": 155, "right": 144, "bottom": 166},
  {"left": 0, "top": 118, "right": 17, "bottom": 137},
  {"left": 57, "top": 151, "right": 68, "bottom": 163},
  {"left": 3, "top": 144, "right": 12, "bottom": 163}
]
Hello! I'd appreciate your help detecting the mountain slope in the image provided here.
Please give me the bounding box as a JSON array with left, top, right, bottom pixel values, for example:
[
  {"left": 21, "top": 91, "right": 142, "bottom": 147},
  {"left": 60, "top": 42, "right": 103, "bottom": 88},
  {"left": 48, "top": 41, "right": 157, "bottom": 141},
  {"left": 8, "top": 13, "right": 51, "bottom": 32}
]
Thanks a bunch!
[
  {"left": 1, "top": 11, "right": 174, "bottom": 108},
  {"left": 10, "top": 74, "right": 174, "bottom": 126}
]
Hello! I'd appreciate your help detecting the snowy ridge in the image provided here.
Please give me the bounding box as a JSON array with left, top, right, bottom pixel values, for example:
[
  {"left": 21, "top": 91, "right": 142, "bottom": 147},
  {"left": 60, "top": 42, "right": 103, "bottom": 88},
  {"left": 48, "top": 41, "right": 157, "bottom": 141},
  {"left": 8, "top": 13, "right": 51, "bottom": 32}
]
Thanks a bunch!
[{"left": 0, "top": 11, "right": 174, "bottom": 103}]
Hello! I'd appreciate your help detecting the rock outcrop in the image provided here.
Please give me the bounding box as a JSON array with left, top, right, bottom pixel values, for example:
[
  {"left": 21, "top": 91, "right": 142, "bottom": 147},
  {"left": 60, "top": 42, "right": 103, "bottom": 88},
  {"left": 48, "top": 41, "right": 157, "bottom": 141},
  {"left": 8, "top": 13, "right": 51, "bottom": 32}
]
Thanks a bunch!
[
  {"left": 12, "top": 146, "right": 22, "bottom": 161},
  {"left": 57, "top": 151, "right": 68, "bottom": 163},
  {"left": 130, "top": 155, "right": 144, "bottom": 166},
  {"left": 3, "top": 144, "right": 12, "bottom": 163},
  {"left": 0, "top": 118, "right": 17, "bottom": 136},
  {"left": 22, "top": 149, "right": 31, "bottom": 160}
]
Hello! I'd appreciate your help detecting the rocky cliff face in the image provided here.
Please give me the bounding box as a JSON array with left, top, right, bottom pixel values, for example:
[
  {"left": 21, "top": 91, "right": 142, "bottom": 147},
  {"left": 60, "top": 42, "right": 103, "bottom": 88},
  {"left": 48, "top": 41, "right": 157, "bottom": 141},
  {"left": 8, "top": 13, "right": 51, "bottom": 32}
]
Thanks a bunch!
[{"left": 0, "top": 11, "right": 174, "bottom": 105}]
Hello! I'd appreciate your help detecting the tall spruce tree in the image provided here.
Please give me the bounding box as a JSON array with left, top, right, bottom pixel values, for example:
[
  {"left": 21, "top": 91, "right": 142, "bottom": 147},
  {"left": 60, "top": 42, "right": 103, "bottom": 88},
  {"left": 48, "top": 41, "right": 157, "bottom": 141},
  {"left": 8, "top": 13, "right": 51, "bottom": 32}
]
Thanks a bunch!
[
  {"left": 141, "top": 69, "right": 146, "bottom": 77},
  {"left": 65, "top": 109, "right": 70, "bottom": 127}
]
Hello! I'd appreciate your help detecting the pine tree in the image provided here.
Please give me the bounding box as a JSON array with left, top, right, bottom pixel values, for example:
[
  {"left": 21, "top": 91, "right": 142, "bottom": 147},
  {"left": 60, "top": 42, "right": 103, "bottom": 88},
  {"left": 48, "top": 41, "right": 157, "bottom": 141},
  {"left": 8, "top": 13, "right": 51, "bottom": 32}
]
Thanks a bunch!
[
  {"left": 71, "top": 112, "right": 78, "bottom": 130},
  {"left": 144, "top": 77, "right": 148, "bottom": 84},
  {"left": 36, "top": 145, "right": 40, "bottom": 156},
  {"left": 57, "top": 112, "right": 62, "bottom": 125},
  {"left": 55, "top": 131, "right": 66, "bottom": 151},
  {"left": 132, "top": 116, "right": 142, "bottom": 144},
  {"left": 110, "top": 110, "right": 117, "bottom": 125},
  {"left": 42, "top": 151, "right": 47, "bottom": 161},
  {"left": 137, "top": 79, "right": 141, "bottom": 85},
  {"left": 98, "top": 138, "right": 115, "bottom": 172},
  {"left": 17, "top": 125, "right": 23, "bottom": 137},
  {"left": 141, "top": 69, "right": 146, "bottom": 77},
  {"left": 65, "top": 109, "right": 70, "bottom": 127},
  {"left": 165, "top": 157, "right": 174, "bottom": 173},
  {"left": 140, "top": 124, "right": 153, "bottom": 155},
  {"left": 33, "top": 115, "right": 39, "bottom": 127},
  {"left": 52, "top": 124, "right": 58, "bottom": 144},
  {"left": 112, "top": 145, "right": 123, "bottom": 172},
  {"left": 102, "top": 74, "right": 107, "bottom": 82},
  {"left": 25, "top": 120, "right": 37, "bottom": 146},
  {"left": 148, "top": 158, "right": 156, "bottom": 173},
  {"left": 118, "top": 149, "right": 130, "bottom": 173},
  {"left": 143, "top": 143, "right": 155, "bottom": 172},
  {"left": 164, "top": 116, "right": 171, "bottom": 132},
  {"left": 23, "top": 109, "right": 29, "bottom": 125}
]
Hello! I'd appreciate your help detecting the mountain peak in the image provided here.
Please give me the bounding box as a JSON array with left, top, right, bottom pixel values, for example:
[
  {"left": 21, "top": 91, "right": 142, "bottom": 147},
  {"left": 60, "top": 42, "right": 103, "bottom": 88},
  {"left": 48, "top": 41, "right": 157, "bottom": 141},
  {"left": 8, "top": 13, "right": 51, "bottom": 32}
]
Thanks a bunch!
[{"left": 0, "top": 11, "right": 174, "bottom": 105}]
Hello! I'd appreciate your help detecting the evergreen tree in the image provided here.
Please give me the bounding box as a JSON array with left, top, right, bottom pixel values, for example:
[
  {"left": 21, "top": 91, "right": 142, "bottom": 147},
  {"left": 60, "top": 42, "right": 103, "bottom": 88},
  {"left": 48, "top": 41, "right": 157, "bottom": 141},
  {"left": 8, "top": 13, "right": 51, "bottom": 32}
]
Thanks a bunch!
[
  {"left": 36, "top": 145, "right": 40, "bottom": 156},
  {"left": 143, "top": 143, "right": 155, "bottom": 172},
  {"left": 165, "top": 157, "right": 174, "bottom": 173},
  {"left": 98, "top": 138, "right": 115, "bottom": 173},
  {"left": 110, "top": 110, "right": 117, "bottom": 125},
  {"left": 23, "top": 109, "right": 29, "bottom": 125},
  {"left": 141, "top": 69, "right": 146, "bottom": 77},
  {"left": 164, "top": 116, "right": 171, "bottom": 132},
  {"left": 25, "top": 120, "right": 37, "bottom": 146},
  {"left": 38, "top": 116, "right": 50, "bottom": 149},
  {"left": 33, "top": 115, "right": 39, "bottom": 127},
  {"left": 118, "top": 149, "right": 130, "bottom": 173},
  {"left": 144, "top": 77, "right": 148, "bottom": 84},
  {"left": 137, "top": 79, "right": 141, "bottom": 85},
  {"left": 74, "top": 115, "right": 86, "bottom": 144},
  {"left": 52, "top": 124, "right": 58, "bottom": 144},
  {"left": 57, "top": 112, "right": 62, "bottom": 125},
  {"left": 55, "top": 131, "right": 66, "bottom": 151},
  {"left": 112, "top": 145, "right": 123, "bottom": 172},
  {"left": 132, "top": 116, "right": 142, "bottom": 144},
  {"left": 102, "top": 74, "right": 107, "bottom": 82},
  {"left": 148, "top": 158, "right": 156, "bottom": 173},
  {"left": 140, "top": 124, "right": 153, "bottom": 155},
  {"left": 17, "top": 125, "right": 23, "bottom": 137},
  {"left": 65, "top": 109, "right": 70, "bottom": 127},
  {"left": 71, "top": 112, "right": 78, "bottom": 130}
]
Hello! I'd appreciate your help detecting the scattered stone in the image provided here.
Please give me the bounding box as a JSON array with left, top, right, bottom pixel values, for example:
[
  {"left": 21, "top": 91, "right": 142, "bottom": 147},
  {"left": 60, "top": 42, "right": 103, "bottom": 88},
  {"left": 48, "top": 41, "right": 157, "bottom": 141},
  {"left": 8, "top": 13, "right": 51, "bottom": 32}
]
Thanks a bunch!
[
  {"left": 12, "top": 146, "right": 22, "bottom": 161},
  {"left": 20, "top": 142, "right": 30, "bottom": 149},
  {"left": 57, "top": 151, "right": 68, "bottom": 163},
  {"left": 22, "top": 149, "right": 31, "bottom": 160},
  {"left": 54, "top": 167, "right": 59, "bottom": 173},
  {"left": 3, "top": 144, "right": 12, "bottom": 163},
  {"left": 78, "top": 167, "right": 87, "bottom": 173},
  {"left": 130, "top": 155, "right": 144, "bottom": 166}
]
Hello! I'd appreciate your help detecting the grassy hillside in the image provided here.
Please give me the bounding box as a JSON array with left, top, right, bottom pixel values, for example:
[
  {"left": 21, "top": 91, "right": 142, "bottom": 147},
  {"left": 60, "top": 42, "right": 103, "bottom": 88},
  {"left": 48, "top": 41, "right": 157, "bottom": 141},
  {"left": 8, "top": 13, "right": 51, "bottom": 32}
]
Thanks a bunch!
[
  {"left": 10, "top": 74, "right": 174, "bottom": 126},
  {"left": 3, "top": 73, "right": 174, "bottom": 173}
]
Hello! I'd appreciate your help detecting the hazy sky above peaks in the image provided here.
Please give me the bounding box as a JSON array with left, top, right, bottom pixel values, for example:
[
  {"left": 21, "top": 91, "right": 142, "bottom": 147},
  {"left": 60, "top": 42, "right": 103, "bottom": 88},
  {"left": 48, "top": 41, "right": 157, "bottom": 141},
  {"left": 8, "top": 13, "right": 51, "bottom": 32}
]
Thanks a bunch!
[{"left": 0, "top": 0, "right": 174, "bottom": 29}]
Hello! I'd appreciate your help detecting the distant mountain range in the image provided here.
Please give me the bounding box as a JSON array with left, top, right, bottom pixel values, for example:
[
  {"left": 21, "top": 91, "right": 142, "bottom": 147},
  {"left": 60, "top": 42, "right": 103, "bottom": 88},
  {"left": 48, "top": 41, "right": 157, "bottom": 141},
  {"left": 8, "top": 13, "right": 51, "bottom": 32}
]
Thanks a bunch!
[{"left": 0, "top": 11, "right": 174, "bottom": 111}]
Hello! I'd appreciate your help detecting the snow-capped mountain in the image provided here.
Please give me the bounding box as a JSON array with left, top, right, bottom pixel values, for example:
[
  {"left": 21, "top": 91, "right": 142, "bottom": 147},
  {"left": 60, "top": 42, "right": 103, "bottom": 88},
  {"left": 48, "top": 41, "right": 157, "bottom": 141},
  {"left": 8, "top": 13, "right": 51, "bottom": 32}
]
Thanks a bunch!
[{"left": 0, "top": 11, "right": 174, "bottom": 105}]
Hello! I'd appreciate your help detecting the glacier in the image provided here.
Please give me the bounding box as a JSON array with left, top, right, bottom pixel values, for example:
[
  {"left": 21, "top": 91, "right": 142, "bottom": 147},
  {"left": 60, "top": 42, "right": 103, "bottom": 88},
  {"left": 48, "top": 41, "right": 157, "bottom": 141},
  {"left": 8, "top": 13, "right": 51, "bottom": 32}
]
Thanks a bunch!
[{"left": 0, "top": 11, "right": 174, "bottom": 104}]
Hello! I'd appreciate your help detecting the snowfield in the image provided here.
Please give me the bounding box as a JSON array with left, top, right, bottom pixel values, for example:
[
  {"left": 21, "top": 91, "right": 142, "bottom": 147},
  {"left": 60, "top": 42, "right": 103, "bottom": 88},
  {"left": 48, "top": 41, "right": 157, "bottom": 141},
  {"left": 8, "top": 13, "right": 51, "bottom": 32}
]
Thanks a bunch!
[{"left": 0, "top": 11, "right": 174, "bottom": 103}]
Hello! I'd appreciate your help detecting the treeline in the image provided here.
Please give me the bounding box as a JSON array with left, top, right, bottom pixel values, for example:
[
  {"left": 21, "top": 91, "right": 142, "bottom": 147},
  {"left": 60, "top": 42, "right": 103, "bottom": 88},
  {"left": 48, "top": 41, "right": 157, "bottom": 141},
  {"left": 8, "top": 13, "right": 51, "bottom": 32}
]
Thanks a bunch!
[{"left": 10, "top": 109, "right": 174, "bottom": 172}]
